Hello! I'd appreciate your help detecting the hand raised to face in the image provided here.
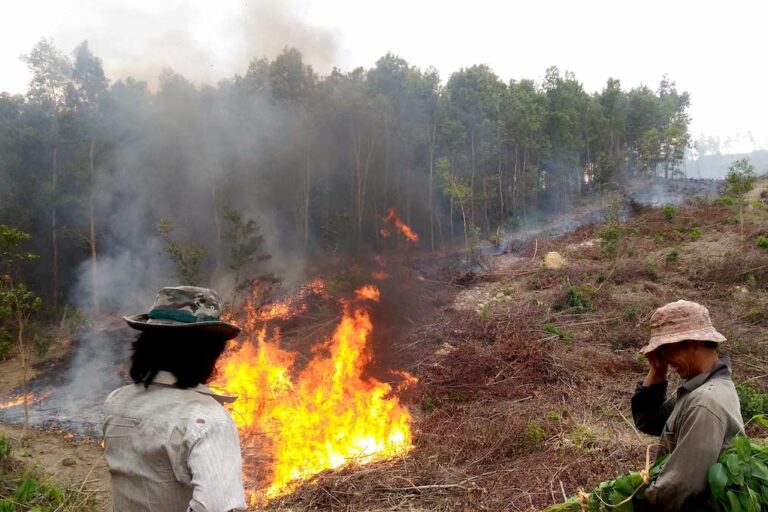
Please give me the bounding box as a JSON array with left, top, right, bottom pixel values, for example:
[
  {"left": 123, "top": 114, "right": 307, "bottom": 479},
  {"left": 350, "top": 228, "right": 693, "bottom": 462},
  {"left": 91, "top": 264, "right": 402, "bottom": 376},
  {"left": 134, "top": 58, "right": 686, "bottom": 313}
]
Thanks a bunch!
[{"left": 643, "top": 349, "right": 669, "bottom": 386}]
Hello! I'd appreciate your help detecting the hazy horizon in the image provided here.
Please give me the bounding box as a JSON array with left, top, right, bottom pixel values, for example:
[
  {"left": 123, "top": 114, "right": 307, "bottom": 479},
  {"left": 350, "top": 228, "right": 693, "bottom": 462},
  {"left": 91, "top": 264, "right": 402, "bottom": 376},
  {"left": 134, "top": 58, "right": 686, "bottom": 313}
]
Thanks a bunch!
[{"left": 2, "top": 0, "right": 766, "bottom": 152}]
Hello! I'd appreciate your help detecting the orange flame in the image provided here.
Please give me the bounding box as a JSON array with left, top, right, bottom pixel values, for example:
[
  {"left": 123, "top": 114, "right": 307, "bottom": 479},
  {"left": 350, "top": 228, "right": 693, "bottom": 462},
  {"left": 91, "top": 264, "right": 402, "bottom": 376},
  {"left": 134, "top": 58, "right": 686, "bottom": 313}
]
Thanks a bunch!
[
  {"left": 0, "top": 390, "right": 52, "bottom": 410},
  {"left": 371, "top": 271, "right": 390, "bottom": 281},
  {"left": 381, "top": 208, "right": 419, "bottom": 243},
  {"left": 214, "top": 284, "right": 413, "bottom": 500}
]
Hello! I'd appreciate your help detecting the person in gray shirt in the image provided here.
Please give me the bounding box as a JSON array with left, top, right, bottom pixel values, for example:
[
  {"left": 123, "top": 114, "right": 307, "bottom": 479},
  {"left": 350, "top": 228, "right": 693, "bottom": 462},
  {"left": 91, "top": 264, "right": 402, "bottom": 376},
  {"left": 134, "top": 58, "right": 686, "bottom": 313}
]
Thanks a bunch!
[
  {"left": 631, "top": 300, "right": 744, "bottom": 511},
  {"left": 104, "top": 286, "right": 247, "bottom": 512}
]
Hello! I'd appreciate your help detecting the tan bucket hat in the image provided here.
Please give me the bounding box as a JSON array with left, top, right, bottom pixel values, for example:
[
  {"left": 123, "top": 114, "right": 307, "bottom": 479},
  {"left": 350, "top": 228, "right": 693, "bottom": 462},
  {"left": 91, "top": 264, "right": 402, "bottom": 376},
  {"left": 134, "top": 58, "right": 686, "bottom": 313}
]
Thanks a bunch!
[
  {"left": 640, "top": 300, "right": 726, "bottom": 355},
  {"left": 123, "top": 286, "right": 241, "bottom": 340}
]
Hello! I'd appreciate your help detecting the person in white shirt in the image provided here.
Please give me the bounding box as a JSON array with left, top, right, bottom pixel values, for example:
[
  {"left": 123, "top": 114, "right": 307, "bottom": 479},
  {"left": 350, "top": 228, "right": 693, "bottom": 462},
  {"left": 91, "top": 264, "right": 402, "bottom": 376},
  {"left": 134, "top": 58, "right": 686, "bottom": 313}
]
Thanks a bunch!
[{"left": 104, "top": 286, "right": 247, "bottom": 512}]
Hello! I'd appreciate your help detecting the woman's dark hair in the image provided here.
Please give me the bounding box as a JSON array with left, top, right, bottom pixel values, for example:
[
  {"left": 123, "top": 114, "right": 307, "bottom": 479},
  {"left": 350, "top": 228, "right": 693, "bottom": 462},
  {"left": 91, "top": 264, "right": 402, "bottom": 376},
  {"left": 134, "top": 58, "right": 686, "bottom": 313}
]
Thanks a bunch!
[{"left": 130, "top": 330, "right": 228, "bottom": 389}]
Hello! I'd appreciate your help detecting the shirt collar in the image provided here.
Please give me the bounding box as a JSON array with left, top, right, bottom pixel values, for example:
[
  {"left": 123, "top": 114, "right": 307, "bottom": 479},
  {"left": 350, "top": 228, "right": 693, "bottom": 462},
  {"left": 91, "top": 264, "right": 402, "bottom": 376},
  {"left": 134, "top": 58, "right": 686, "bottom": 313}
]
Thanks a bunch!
[
  {"left": 150, "top": 370, "right": 237, "bottom": 405},
  {"left": 679, "top": 356, "right": 731, "bottom": 394}
]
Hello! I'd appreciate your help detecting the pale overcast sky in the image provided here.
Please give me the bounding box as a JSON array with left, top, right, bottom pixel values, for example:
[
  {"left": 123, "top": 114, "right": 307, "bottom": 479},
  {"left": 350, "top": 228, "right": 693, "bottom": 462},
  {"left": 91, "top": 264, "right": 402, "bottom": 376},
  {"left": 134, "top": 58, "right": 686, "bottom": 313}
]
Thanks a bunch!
[{"left": 2, "top": 0, "right": 766, "bottom": 152}]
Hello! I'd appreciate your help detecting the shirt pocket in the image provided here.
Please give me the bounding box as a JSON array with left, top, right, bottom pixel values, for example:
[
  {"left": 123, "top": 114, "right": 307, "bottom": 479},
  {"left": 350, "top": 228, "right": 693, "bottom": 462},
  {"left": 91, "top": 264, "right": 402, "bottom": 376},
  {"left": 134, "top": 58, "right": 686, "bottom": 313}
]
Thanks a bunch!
[{"left": 660, "top": 421, "right": 677, "bottom": 453}]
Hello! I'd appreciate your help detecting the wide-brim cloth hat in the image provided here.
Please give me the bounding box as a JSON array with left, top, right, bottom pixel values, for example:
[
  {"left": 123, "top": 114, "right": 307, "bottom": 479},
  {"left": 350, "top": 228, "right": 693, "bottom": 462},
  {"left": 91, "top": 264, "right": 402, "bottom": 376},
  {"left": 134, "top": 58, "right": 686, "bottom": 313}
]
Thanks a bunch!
[
  {"left": 640, "top": 299, "right": 726, "bottom": 355},
  {"left": 124, "top": 286, "right": 241, "bottom": 340}
]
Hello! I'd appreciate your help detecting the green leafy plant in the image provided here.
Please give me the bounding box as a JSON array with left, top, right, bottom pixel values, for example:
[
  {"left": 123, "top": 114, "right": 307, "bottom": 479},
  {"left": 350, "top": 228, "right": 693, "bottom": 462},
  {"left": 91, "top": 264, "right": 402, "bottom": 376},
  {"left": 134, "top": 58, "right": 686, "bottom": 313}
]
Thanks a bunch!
[
  {"left": 541, "top": 437, "right": 768, "bottom": 512},
  {"left": 599, "top": 225, "right": 621, "bottom": 260},
  {"left": 666, "top": 250, "right": 679, "bottom": 263},
  {"left": 523, "top": 420, "right": 546, "bottom": 448},
  {"left": 663, "top": 204, "right": 676, "bottom": 222},
  {"left": 0, "top": 225, "right": 42, "bottom": 433},
  {"left": 717, "top": 196, "right": 735, "bottom": 206},
  {"left": 689, "top": 227, "right": 703, "bottom": 241},
  {"left": 707, "top": 435, "right": 767, "bottom": 511},
  {"left": 157, "top": 219, "right": 204, "bottom": 286},
  {"left": 568, "top": 425, "right": 597, "bottom": 450},
  {"left": 421, "top": 395, "right": 436, "bottom": 413},
  {"left": 552, "top": 285, "right": 595, "bottom": 314},
  {"left": 0, "top": 433, "right": 11, "bottom": 471},
  {"left": 756, "top": 236, "right": 768, "bottom": 249},
  {"left": 222, "top": 207, "right": 278, "bottom": 309},
  {"left": 724, "top": 158, "right": 757, "bottom": 239},
  {"left": 544, "top": 323, "right": 573, "bottom": 344},
  {"left": 736, "top": 384, "right": 768, "bottom": 422}
]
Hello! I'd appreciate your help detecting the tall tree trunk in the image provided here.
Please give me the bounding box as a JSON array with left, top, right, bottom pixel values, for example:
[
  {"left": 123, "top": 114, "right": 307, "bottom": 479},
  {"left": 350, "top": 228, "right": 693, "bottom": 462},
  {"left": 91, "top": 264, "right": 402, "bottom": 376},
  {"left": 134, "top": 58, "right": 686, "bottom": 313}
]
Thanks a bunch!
[
  {"left": 51, "top": 145, "right": 59, "bottom": 317},
  {"left": 522, "top": 150, "right": 529, "bottom": 221},
  {"left": 470, "top": 130, "right": 476, "bottom": 227},
  {"left": 352, "top": 118, "right": 373, "bottom": 244},
  {"left": 18, "top": 314, "right": 29, "bottom": 435},
  {"left": 303, "top": 150, "right": 311, "bottom": 248},
  {"left": 512, "top": 146, "right": 519, "bottom": 216},
  {"left": 383, "top": 110, "right": 390, "bottom": 214},
  {"left": 498, "top": 155, "right": 504, "bottom": 221},
  {"left": 88, "top": 138, "right": 100, "bottom": 315},
  {"left": 428, "top": 123, "right": 436, "bottom": 251},
  {"left": 482, "top": 177, "right": 490, "bottom": 233}
]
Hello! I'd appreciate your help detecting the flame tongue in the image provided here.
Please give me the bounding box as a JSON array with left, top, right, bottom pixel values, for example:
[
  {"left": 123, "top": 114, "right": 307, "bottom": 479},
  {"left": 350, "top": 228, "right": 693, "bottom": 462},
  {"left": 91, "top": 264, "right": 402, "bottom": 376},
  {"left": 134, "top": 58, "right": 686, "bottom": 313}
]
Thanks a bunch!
[
  {"left": 216, "top": 284, "right": 413, "bottom": 499},
  {"left": 382, "top": 208, "right": 419, "bottom": 243}
]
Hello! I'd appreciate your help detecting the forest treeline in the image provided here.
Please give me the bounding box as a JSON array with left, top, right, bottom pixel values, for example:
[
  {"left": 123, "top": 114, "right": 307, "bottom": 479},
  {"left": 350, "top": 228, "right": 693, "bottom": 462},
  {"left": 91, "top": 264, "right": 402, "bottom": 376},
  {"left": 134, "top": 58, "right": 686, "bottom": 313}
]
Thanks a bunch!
[{"left": 0, "top": 39, "right": 691, "bottom": 315}]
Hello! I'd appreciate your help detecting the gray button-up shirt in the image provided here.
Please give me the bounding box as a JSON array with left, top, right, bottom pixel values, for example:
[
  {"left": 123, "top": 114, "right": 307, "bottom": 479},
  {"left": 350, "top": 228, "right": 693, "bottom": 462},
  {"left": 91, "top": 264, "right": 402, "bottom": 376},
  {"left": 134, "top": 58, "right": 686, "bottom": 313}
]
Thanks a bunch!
[
  {"left": 103, "top": 371, "right": 247, "bottom": 512},
  {"left": 631, "top": 357, "right": 744, "bottom": 511}
]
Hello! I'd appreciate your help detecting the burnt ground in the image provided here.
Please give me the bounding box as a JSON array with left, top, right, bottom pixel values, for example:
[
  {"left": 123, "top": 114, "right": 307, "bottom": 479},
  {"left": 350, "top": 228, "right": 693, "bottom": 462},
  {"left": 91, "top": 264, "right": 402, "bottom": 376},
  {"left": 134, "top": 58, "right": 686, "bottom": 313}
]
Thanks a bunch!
[{"left": 0, "top": 179, "right": 766, "bottom": 512}]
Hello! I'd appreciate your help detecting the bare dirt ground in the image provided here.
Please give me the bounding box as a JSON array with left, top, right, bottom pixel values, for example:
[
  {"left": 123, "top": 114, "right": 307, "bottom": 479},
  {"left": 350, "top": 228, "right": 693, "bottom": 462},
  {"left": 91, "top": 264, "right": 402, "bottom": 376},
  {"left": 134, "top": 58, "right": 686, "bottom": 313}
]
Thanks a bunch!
[{"left": 0, "top": 354, "right": 111, "bottom": 510}]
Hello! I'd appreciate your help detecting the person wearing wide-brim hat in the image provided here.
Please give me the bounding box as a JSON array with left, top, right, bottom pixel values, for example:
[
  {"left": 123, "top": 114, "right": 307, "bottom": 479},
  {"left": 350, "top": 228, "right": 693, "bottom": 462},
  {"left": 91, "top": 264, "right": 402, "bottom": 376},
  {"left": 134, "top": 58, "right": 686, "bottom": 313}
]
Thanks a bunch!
[
  {"left": 631, "top": 300, "right": 744, "bottom": 511},
  {"left": 103, "top": 286, "right": 247, "bottom": 512}
]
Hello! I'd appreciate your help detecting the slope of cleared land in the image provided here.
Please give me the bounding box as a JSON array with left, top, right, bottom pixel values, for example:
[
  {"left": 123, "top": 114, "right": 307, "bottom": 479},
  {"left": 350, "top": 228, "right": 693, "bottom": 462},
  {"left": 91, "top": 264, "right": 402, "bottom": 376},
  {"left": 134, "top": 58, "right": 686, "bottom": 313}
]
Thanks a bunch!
[
  {"left": 268, "top": 190, "right": 768, "bottom": 511},
  {"left": 1, "top": 184, "right": 767, "bottom": 512}
]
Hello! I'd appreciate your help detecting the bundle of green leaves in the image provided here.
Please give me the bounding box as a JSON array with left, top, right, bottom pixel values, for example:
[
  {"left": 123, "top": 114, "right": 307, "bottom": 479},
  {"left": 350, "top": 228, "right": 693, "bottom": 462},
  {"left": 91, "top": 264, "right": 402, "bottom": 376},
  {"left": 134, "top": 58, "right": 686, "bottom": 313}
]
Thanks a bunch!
[
  {"left": 541, "top": 434, "right": 768, "bottom": 512},
  {"left": 707, "top": 436, "right": 768, "bottom": 511}
]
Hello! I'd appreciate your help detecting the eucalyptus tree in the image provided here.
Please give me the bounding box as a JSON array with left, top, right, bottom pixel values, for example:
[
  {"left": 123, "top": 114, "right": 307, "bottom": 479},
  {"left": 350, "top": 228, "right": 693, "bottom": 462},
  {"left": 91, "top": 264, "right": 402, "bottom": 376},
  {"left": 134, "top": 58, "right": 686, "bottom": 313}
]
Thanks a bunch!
[
  {"left": 66, "top": 41, "right": 109, "bottom": 314},
  {"left": 20, "top": 39, "right": 71, "bottom": 314},
  {"left": 443, "top": 65, "right": 506, "bottom": 230}
]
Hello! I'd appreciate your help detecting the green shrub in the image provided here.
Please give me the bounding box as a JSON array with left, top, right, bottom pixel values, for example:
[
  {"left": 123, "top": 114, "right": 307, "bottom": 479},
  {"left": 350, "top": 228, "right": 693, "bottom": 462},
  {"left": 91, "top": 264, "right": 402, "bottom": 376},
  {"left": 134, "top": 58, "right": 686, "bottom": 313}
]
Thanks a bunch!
[
  {"left": 544, "top": 324, "right": 573, "bottom": 344},
  {"left": 599, "top": 225, "right": 621, "bottom": 260},
  {"left": 523, "top": 421, "right": 546, "bottom": 448},
  {"left": 421, "top": 395, "right": 436, "bottom": 413},
  {"left": 736, "top": 383, "right": 768, "bottom": 421},
  {"left": 652, "top": 233, "right": 664, "bottom": 245},
  {"left": 665, "top": 250, "right": 679, "bottom": 263},
  {"left": 756, "top": 235, "right": 768, "bottom": 249},
  {"left": 553, "top": 286, "right": 594, "bottom": 314},
  {"left": 662, "top": 204, "right": 676, "bottom": 222},
  {"left": 688, "top": 227, "right": 702, "bottom": 241},
  {"left": 0, "top": 332, "right": 10, "bottom": 361},
  {"left": 568, "top": 425, "right": 597, "bottom": 450},
  {"left": 33, "top": 333, "right": 52, "bottom": 358},
  {"left": 717, "top": 196, "right": 736, "bottom": 206},
  {"left": 0, "top": 433, "right": 10, "bottom": 471}
]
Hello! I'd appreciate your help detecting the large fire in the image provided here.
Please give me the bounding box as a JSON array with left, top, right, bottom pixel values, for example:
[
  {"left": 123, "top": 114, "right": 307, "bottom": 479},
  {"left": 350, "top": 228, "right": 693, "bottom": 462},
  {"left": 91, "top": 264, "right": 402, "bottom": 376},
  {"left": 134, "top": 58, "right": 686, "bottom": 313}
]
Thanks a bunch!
[{"left": 213, "top": 282, "right": 413, "bottom": 501}]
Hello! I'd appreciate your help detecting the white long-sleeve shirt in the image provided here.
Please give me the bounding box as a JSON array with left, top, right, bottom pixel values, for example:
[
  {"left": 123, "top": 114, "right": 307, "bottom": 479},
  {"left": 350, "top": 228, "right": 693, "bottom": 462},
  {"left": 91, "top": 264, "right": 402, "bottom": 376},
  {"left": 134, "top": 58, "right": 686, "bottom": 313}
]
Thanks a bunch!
[{"left": 103, "top": 371, "right": 247, "bottom": 512}]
